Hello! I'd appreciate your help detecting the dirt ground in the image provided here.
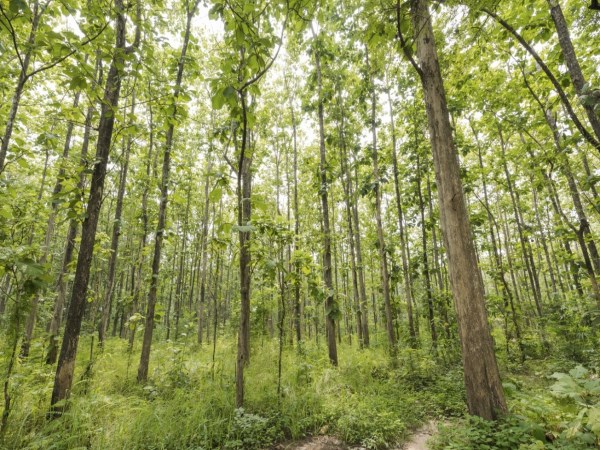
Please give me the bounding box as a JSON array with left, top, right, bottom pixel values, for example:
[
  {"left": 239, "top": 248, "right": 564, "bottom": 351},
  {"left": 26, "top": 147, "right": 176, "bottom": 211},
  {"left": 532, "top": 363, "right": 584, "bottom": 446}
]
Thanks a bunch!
[{"left": 271, "top": 421, "right": 437, "bottom": 450}]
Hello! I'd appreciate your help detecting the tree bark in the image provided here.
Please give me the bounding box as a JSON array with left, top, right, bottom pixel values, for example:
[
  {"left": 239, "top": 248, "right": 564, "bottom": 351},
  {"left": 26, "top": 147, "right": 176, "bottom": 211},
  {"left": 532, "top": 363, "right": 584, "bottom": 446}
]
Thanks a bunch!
[
  {"left": 138, "top": 0, "right": 197, "bottom": 382},
  {"left": 0, "top": 1, "right": 43, "bottom": 173},
  {"left": 366, "top": 50, "right": 396, "bottom": 353},
  {"left": 547, "top": 0, "right": 600, "bottom": 142},
  {"left": 409, "top": 0, "right": 507, "bottom": 420},
  {"left": 50, "top": 0, "right": 130, "bottom": 411},
  {"left": 313, "top": 28, "right": 338, "bottom": 366},
  {"left": 387, "top": 88, "right": 416, "bottom": 343},
  {"left": 99, "top": 95, "right": 134, "bottom": 346}
]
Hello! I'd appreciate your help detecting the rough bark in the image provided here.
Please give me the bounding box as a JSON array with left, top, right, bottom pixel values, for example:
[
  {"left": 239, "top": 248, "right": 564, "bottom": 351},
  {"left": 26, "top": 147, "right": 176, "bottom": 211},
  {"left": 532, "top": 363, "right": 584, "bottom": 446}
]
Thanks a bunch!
[
  {"left": 547, "top": 0, "right": 600, "bottom": 142},
  {"left": 410, "top": 0, "right": 507, "bottom": 420},
  {"left": 50, "top": 0, "right": 130, "bottom": 411}
]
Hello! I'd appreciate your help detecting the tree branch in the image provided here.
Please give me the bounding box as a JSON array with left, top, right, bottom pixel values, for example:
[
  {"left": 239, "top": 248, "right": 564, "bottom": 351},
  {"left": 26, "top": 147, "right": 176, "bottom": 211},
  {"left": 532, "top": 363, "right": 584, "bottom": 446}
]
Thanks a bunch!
[{"left": 482, "top": 7, "right": 600, "bottom": 153}]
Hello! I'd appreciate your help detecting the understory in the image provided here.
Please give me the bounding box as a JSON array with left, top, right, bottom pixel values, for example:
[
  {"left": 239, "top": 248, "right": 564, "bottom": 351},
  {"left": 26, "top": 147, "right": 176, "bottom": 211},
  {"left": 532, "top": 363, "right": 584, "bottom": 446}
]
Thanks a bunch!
[{"left": 1, "top": 326, "right": 598, "bottom": 449}]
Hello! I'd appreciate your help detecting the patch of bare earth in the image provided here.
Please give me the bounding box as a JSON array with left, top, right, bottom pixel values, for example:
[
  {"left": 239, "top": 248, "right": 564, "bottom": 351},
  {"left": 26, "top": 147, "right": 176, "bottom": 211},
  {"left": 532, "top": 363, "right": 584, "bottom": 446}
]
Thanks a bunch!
[{"left": 270, "top": 421, "right": 437, "bottom": 450}]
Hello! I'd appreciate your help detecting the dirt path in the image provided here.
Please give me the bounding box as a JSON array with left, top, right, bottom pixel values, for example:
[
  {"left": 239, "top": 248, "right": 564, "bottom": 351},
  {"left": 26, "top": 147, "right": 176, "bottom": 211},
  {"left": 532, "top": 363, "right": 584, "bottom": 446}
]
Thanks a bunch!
[
  {"left": 401, "top": 421, "right": 437, "bottom": 450},
  {"left": 272, "top": 421, "right": 437, "bottom": 450}
]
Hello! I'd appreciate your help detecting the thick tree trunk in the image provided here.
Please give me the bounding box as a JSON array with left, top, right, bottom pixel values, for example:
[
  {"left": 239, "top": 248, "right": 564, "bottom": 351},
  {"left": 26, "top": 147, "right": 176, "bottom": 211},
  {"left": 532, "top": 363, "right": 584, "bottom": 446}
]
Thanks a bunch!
[{"left": 410, "top": 0, "right": 507, "bottom": 420}]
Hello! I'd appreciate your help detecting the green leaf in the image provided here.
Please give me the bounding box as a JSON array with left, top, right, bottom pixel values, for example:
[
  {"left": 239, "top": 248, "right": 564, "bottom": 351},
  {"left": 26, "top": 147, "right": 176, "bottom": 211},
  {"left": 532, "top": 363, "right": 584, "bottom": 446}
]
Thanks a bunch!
[
  {"left": 9, "top": 0, "right": 28, "bottom": 13},
  {"left": 570, "top": 365, "right": 589, "bottom": 380},
  {"left": 211, "top": 92, "right": 225, "bottom": 110},
  {"left": 588, "top": 406, "right": 600, "bottom": 435},
  {"left": 549, "top": 372, "right": 585, "bottom": 401},
  {"left": 209, "top": 187, "right": 223, "bottom": 202}
]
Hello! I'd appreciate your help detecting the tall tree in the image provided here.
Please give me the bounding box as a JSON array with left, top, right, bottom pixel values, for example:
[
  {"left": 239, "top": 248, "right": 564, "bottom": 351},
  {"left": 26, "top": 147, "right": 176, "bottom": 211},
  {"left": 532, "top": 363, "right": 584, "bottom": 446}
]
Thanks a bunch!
[
  {"left": 405, "top": 0, "right": 507, "bottom": 419},
  {"left": 51, "top": 0, "right": 140, "bottom": 411},
  {"left": 137, "top": 0, "right": 199, "bottom": 383},
  {"left": 312, "top": 23, "right": 338, "bottom": 366}
]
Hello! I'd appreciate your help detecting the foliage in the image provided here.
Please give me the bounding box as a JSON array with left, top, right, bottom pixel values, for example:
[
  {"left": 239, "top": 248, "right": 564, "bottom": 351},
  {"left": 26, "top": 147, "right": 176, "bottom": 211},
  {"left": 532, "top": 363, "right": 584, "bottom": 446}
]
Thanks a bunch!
[{"left": 0, "top": 336, "right": 466, "bottom": 449}]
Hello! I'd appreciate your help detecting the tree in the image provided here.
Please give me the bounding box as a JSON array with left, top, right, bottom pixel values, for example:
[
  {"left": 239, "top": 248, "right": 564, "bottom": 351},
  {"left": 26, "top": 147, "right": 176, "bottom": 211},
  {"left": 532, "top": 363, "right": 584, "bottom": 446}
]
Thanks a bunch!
[
  {"left": 137, "top": 0, "right": 199, "bottom": 383},
  {"left": 406, "top": 0, "right": 507, "bottom": 420},
  {"left": 50, "top": 0, "right": 140, "bottom": 412}
]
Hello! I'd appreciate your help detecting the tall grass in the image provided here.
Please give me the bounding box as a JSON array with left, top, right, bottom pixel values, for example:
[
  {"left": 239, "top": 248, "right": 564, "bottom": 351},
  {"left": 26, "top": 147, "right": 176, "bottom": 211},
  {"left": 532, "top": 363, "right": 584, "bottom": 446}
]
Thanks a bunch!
[{"left": 0, "top": 331, "right": 465, "bottom": 449}]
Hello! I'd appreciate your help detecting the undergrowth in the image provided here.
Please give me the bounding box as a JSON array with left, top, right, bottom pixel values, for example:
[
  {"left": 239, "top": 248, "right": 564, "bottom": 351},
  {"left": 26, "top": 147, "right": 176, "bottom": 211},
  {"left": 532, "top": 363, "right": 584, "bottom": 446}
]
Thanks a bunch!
[{"left": 0, "top": 333, "right": 464, "bottom": 449}]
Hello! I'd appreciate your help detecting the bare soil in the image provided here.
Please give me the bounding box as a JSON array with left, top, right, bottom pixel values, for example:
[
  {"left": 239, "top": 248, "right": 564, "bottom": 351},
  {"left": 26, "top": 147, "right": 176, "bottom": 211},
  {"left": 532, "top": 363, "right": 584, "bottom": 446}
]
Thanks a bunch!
[{"left": 270, "top": 421, "right": 437, "bottom": 450}]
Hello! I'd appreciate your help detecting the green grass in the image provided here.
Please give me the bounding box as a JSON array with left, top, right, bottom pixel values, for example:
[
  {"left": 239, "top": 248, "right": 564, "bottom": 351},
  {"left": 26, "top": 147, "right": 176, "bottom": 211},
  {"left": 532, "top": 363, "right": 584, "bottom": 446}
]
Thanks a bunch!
[{"left": 0, "top": 331, "right": 466, "bottom": 449}]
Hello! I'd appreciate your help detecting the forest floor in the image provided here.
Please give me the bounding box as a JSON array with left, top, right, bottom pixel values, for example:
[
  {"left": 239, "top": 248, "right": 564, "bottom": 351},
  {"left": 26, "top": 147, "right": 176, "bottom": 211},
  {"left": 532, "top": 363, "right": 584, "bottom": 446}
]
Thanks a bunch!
[{"left": 272, "top": 421, "right": 437, "bottom": 449}]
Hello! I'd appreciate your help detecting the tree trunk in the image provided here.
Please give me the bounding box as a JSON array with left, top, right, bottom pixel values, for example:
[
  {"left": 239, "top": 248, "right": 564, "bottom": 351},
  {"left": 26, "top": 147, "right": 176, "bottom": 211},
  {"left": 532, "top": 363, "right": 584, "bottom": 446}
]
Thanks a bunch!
[
  {"left": 313, "top": 29, "right": 338, "bottom": 366},
  {"left": 20, "top": 90, "right": 82, "bottom": 358},
  {"left": 416, "top": 153, "right": 437, "bottom": 348},
  {"left": 409, "top": 0, "right": 507, "bottom": 420},
  {"left": 138, "top": 1, "right": 197, "bottom": 382},
  {"left": 99, "top": 95, "right": 134, "bottom": 346},
  {"left": 387, "top": 88, "right": 416, "bottom": 342},
  {"left": 50, "top": 0, "right": 130, "bottom": 411},
  {"left": 235, "top": 90, "right": 253, "bottom": 407},
  {"left": 0, "top": 1, "right": 43, "bottom": 173},
  {"left": 367, "top": 50, "right": 396, "bottom": 353},
  {"left": 547, "top": 0, "right": 600, "bottom": 142},
  {"left": 337, "top": 89, "right": 364, "bottom": 347}
]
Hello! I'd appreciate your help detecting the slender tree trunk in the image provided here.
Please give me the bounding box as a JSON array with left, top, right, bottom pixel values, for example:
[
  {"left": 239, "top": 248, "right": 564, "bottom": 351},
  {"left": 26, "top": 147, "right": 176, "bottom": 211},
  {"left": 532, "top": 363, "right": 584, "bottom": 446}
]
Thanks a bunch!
[
  {"left": 45, "top": 100, "right": 94, "bottom": 365},
  {"left": 128, "top": 88, "right": 154, "bottom": 350},
  {"left": 174, "top": 186, "right": 192, "bottom": 340},
  {"left": 352, "top": 162, "right": 370, "bottom": 346},
  {"left": 138, "top": 2, "right": 197, "bottom": 382},
  {"left": 547, "top": 0, "right": 600, "bottom": 141},
  {"left": 409, "top": 0, "right": 507, "bottom": 419},
  {"left": 21, "top": 90, "right": 82, "bottom": 358},
  {"left": 99, "top": 95, "right": 134, "bottom": 346},
  {"left": 337, "top": 92, "right": 364, "bottom": 347},
  {"left": 499, "top": 132, "right": 543, "bottom": 317},
  {"left": 51, "top": 0, "right": 132, "bottom": 411},
  {"left": 235, "top": 92, "right": 253, "bottom": 407},
  {"left": 387, "top": 88, "right": 416, "bottom": 343},
  {"left": 416, "top": 153, "right": 437, "bottom": 348},
  {"left": 198, "top": 114, "right": 214, "bottom": 344},
  {"left": 472, "top": 125, "right": 524, "bottom": 358},
  {"left": 0, "top": 1, "right": 43, "bottom": 173},
  {"left": 367, "top": 50, "right": 396, "bottom": 353},
  {"left": 313, "top": 29, "right": 337, "bottom": 366},
  {"left": 483, "top": 8, "right": 600, "bottom": 154},
  {"left": 290, "top": 99, "right": 302, "bottom": 347}
]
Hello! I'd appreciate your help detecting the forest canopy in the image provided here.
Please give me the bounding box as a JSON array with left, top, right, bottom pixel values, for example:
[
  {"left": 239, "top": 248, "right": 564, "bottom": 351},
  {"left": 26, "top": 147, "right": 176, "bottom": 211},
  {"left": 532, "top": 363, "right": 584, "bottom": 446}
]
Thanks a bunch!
[{"left": 1, "top": 0, "right": 600, "bottom": 448}]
